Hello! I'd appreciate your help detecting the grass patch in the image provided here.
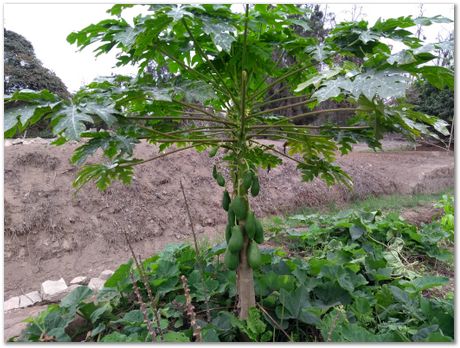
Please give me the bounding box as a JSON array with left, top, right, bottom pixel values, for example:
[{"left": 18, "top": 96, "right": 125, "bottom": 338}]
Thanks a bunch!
[{"left": 295, "top": 189, "right": 454, "bottom": 217}]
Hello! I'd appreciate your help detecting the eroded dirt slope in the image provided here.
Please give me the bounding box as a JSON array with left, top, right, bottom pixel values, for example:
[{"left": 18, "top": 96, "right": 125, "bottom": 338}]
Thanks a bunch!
[{"left": 4, "top": 139, "right": 454, "bottom": 298}]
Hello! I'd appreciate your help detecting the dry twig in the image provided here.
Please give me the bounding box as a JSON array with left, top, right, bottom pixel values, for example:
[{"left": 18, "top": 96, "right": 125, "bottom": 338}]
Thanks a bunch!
[
  {"left": 179, "top": 179, "right": 211, "bottom": 322},
  {"left": 129, "top": 270, "right": 156, "bottom": 342},
  {"left": 181, "top": 275, "right": 202, "bottom": 342},
  {"left": 118, "top": 222, "right": 164, "bottom": 340}
]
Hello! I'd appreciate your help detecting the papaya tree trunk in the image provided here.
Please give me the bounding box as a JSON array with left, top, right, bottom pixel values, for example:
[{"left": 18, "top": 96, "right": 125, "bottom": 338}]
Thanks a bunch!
[
  {"left": 237, "top": 234, "right": 256, "bottom": 319},
  {"left": 231, "top": 157, "right": 256, "bottom": 319}
]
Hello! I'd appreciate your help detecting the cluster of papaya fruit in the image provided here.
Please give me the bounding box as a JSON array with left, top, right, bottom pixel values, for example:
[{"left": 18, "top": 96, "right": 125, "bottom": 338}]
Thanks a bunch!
[{"left": 213, "top": 166, "right": 264, "bottom": 271}]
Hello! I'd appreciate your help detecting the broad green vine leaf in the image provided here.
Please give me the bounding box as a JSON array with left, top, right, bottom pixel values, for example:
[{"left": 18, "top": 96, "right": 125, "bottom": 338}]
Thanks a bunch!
[
  {"left": 104, "top": 259, "right": 133, "bottom": 289},
  {"left": 162, "top": 331, "right": 190, "bottom": 342},
  {"left": 47, "top": 328, "right": 71, "bottom": 342},
  {"left": 279, "top": 287, "right": 320, "bottom": 324},
  {"left": 60, "top": 286, "right": 93, "bottom": 310},
  {"left": 410, "top": 276, "right": 449, "bottom": 292}
]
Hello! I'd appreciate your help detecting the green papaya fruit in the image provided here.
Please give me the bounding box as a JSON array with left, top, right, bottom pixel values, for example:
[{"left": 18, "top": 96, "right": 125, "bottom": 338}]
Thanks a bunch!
[
  {"left": 228, "top": 226, "right": 244, "bottom": 252},
  {"left": 224, "top": 248, "right": 239, "bottom": 270},
  {"left": 229, "top": 196, "right": 247, "bottom": 220},
  {"left": 242, "top": 171, "right": 253, "bottom": 191},
  {"left": 254, "top": 219, "right": 264, "bottom": 244},
  {"left": 247, "top": 241, "right": 262, "bottom": 268},
  {"left": 212, "top": 165, "right": 218, "bottom": 180},
  {"left": 216, "top": 174, "right": 225, "bottom": 187},
  {"left": 251, "top": 175, "right": 260, "bottom": 197},
  {"left": 222, "top": 190, "right": 231, "bottom": 211},
  {"left": 227, "top": 208, "right": 236, "bottom": 226},
  {"left": 208, "top": 146, "right": 218, "bottom": 158},
  {"left": 225, "top": 224, "right": 232, "bottom": 243},
  {"left": 245, "top": 212, "right": 256, "bottom": 239}
]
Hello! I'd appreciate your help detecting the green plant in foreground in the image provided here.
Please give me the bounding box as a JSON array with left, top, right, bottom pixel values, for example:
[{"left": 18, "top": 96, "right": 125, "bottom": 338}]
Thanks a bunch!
[
  {"left": 13, "top": 207, "right": 453, "bottom": 342},
  {"left": 434, "top": 194, "right": 454, "bottom": 241},
  {"left": 4, "top": 5, "right": 452, "bottom": 318}
]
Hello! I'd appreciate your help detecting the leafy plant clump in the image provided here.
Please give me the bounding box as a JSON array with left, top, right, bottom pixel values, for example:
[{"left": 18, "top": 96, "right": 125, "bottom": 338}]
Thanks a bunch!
[{"left": 13, "top": 200, "right": 453, "bottom": 343}]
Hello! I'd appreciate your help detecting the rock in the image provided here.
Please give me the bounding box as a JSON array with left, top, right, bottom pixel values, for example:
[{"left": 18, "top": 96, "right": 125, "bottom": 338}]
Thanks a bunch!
[
  {"left": 4, "top": 296, "right": 20, "bottom": 312},
  {"left": 70, "top": 276, "right": 88, "bottom": 285},
  {"left": 87, "top": 278, "right": 105, "bottom": 292},
  {"left": 64, "top": 284, "right": 80, "bottom": 295},
  {"left": 61, "top": 239, "right": 72, "bottom": 251},
  {"left": 40, "top": 278, "right": 68, "bottom": 302},
  {"left": 19, "top": 291, "right": 42, "bottom": 308},
  {"left": 99, "top": 270, "right": 114, "bottom": 280}
]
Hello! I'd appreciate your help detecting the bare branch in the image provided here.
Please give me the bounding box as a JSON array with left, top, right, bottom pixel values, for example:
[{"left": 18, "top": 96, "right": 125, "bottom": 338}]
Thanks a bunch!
[
  {"left": 249, "top": 64, "right": 313, "bottom": 103},
  {"left": 126, "top": 115, "right": 235, "bottom": 127},
  {"left": 249, "top": 139, "right": 305, "bottom": 165},
  {"left": 249, "top": 99, "right": 316, "bottom": 118},
  {"left": 181, "top": 18, "right": 239, "bottom": 107},
  {"left": 118, "top": 144, "right": 198, "bottom": 168},
  {"left": 254, "top": 95, "right": 312, "bottom": 109},
  {"left": 179, "top": 179, "right": 211, "bottom": 323}
]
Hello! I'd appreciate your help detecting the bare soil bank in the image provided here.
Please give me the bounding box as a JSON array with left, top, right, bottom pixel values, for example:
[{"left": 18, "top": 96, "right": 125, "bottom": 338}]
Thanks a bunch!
[{"left": 4, "top": 139, "right": 454, "bottom": 298}]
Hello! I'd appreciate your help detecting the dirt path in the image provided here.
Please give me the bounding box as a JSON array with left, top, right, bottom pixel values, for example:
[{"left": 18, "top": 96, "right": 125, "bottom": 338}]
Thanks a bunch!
[{"left": 4, "top": 139, "right": 454, "bottom": 300}]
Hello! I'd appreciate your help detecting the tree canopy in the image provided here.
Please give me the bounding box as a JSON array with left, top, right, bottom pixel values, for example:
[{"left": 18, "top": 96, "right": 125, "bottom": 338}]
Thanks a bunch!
[
  {"left": 5, "top": 5, "right": 452, "bottom": 185},
  {"left": 4, "top": 29, "right": 69, "bottom": 98}
]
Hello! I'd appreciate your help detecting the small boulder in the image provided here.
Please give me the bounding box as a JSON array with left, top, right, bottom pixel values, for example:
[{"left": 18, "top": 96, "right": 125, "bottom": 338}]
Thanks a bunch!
[
  {"left": 70, "top": 276, "right": 88, "bottom": 285},
  {"left": 64, "top": 284, "right": 80, "bottom": 295},
  {"left": 99, "top": 270, "right": 114, "bottom": 281},
  {"left": 19, "top": 291, "right": 42, "bottom": 308},
  {"left": 4, "top": 296, "right": 20, "bottom": 312},
  {"left": 41, "top": 278, "right": 68, "bottom": 302},
  {"left": 88, "top": 278, "right": 105, "bottom": 292}
]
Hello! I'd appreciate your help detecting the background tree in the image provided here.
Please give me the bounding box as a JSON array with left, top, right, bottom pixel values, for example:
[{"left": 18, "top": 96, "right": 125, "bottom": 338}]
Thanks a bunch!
[
  {"left": 4, "top": 29, "right": 70, "bottom": 137},
  {"left": 4, "top": 4, "right": 452, "bottom": 319},
  {"left": 407, "top": 31, "right": 454, "bottom": 147}
]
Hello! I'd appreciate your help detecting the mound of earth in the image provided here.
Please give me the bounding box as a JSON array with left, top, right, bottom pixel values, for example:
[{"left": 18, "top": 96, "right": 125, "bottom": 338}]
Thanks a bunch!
[{"left": 4, "top": 138, "right": 454, "bottom": 298}]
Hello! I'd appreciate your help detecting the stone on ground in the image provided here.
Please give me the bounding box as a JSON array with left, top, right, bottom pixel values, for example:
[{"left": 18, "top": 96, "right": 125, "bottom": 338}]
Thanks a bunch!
[
  {"left": 99, "top": 270, "right": 114, "bottom": 280},
  {"left": 40, "top": 278, "right": 68, "bottom": 301},
  {"left": 4, "top": 297, "right": 20, "bottom": 312},
  {"left": 18, "top": 291, "right": 42, "bottom": 308},
  {"left": 70, "top": 276, "right": 88, "bottom": 285},
  {"left": 88, "top": 278, "right": 105, "bottom": 291}
]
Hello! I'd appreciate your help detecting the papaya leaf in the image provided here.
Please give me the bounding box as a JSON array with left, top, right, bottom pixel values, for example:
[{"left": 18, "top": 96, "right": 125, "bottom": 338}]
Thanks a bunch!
[{"left": 52, "top": 104, "right": 94, "bottom": 140}]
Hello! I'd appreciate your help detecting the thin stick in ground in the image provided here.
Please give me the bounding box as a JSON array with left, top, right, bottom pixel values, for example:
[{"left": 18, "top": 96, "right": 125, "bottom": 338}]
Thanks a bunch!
[
  {"left": 129, "top": 270, "right": 156, "bottom": 342},
  {"left": 257, "top": 303, "right": 293, "bottom": 342},
  {"left": 179, "top": 178, "right": 211, "bottom": 323},
  {"left": 118, "top": 222, "right": 164, "bottom": 339},
  {"left": 181, "top": 275, "right": 202, "bottom": 342}
]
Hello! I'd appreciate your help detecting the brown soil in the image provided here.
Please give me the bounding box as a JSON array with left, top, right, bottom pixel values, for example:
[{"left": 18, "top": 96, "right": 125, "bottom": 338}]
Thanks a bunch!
[
  {"left": 4, "top": 138, "right": 454, "bottom": 300},
  {"left": 400, "top": 206, "right": 443, "bottom": 226}
]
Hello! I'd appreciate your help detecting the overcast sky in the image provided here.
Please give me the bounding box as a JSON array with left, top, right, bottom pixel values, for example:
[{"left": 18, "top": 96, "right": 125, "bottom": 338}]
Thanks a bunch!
[{"left": 4, "top": 3, "right": 454, "bottom": 93}]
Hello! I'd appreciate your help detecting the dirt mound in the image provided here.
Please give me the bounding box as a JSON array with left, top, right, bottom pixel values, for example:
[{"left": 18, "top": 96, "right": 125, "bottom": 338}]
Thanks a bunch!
[{"left": 4, "top": 139, "right": 454, "bottom": 298}]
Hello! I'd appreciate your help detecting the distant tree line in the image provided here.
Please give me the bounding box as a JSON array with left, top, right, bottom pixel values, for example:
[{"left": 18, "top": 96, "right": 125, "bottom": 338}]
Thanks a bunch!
[{"left": 4, "top": 29, "right": 70, "bottom": 137}]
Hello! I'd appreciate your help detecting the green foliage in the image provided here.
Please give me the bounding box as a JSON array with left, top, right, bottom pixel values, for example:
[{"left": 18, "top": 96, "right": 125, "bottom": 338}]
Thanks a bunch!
[
  {"left": 434, "top": 194, "right": 454, "bottom": 241},
  {"left": 4, "top": 29, "right": 70, "bottom": 138},
  {"left": 4, "top": 6, "right": 452, "bottom": 190},
  {"left": 12, "top": 202, "right": 453, "bottom": 342},
  {"left": 409, "top": 81, "right": 454, "bottom": 125}
]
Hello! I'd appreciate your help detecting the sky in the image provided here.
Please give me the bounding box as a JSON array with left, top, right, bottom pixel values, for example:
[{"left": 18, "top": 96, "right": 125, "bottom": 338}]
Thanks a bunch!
[{"left": 4, "top": 3, "right": 455, "bottom": 93}]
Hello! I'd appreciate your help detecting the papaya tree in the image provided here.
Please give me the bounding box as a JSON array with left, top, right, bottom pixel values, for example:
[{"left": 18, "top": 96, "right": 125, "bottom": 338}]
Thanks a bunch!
[{"left": 4, "top": 4, "right": 453, "bottom": 319}]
